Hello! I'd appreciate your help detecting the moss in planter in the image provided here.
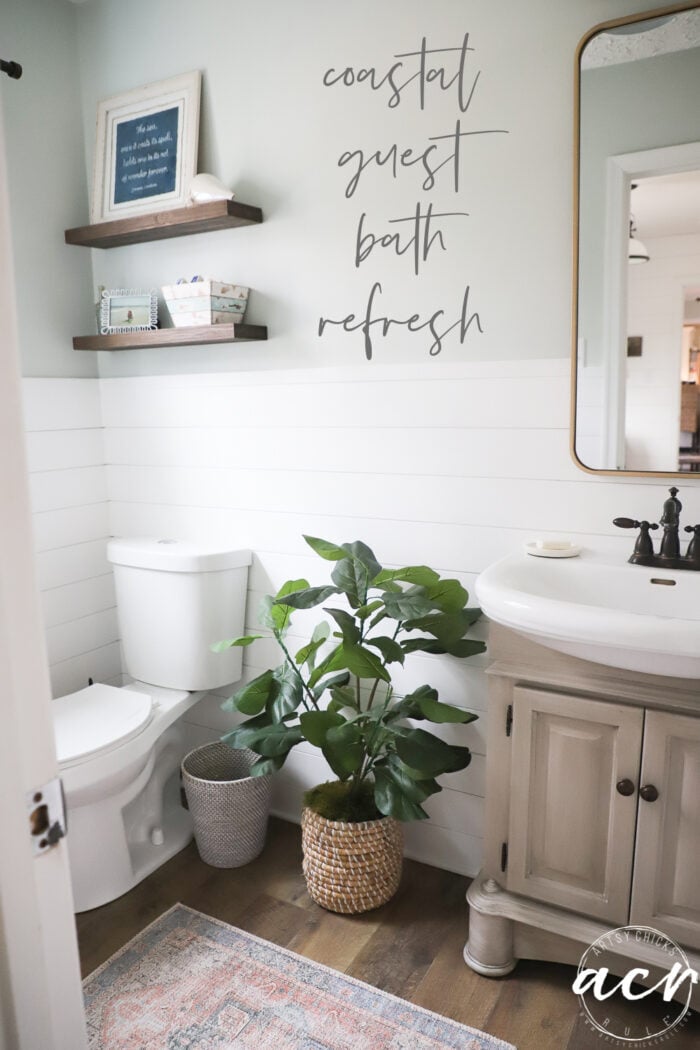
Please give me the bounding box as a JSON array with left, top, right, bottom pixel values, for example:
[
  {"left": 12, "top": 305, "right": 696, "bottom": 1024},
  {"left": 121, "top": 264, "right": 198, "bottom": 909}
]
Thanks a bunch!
[{"left": 303, "top": 780, "right": 382, "bottom": 823}]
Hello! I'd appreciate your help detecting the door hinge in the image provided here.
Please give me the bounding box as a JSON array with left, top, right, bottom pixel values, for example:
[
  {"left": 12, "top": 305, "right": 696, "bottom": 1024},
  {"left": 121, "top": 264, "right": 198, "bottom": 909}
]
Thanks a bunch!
[
  {"left": 500, "top": 841, "right": 508, "bottom": 873},
  {"left": 27, "top": 777, "right": 66, "bottom": 856},
  {"left": 505, "top": 704, "right": 513, "bottom": 737}
]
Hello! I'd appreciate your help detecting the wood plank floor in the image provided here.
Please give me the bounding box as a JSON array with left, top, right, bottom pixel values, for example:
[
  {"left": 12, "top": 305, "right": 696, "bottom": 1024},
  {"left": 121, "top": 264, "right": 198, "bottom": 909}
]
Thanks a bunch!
[{"left": 76, "top": 817, "right": 699, "bottom": 1050}]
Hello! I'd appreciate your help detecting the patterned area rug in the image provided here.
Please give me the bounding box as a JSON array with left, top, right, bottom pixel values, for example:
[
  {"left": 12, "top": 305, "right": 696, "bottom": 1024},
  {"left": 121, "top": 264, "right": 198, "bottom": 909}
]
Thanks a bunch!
[{"left": 83, "top": 904, "right": 515, "bottom": 1049}]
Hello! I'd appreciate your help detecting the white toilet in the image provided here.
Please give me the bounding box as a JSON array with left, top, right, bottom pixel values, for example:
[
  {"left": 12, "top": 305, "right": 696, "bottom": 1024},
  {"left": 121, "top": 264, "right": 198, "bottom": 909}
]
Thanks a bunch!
[{"left": 53, "top": 538, "right": 251, "bottom": 913}]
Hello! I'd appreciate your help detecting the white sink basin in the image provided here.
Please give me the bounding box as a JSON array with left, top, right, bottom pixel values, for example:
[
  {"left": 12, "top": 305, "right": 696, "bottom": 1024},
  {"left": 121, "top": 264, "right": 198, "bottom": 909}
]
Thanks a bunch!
[{"left": 475, "top": 549, "right": 700, "bottom": 679}]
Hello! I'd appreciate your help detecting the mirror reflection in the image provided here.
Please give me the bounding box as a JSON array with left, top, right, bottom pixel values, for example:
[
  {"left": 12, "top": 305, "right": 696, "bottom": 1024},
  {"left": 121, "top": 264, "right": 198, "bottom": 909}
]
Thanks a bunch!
[{"left": 574, "top": 6, "right": 700, "bottom": 474}]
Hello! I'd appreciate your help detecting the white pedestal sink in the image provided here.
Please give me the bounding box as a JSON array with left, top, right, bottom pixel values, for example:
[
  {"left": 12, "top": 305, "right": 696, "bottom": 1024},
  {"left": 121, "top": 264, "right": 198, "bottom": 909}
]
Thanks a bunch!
[{"left": 475, "top": 549, "right": 700, "bottom": 679}]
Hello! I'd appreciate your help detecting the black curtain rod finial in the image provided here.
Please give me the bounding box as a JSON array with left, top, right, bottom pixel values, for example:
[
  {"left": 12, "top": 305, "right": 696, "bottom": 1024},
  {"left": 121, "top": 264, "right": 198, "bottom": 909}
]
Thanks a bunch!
[{"left": 0, "top": 59, "right": 22, "bottom": 80}]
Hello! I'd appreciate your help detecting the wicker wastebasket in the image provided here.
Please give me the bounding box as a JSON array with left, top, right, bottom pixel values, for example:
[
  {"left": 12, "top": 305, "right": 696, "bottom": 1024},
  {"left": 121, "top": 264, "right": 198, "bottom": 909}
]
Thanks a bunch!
[{"left": 181, "top": 743, "right": 272, "bottom": 867}]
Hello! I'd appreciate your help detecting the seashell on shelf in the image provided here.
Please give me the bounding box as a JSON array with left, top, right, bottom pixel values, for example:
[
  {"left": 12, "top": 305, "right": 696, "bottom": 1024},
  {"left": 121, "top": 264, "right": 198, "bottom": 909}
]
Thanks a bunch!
[{"left": 187, "top": 173, "right": 235, "bottom": 204}]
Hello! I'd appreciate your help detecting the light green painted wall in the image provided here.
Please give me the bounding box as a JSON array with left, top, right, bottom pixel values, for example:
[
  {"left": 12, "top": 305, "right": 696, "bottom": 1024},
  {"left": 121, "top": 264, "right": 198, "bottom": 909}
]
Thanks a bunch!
[
  {"left": 1, "top": 0, "right": 668, "bottom": 378},
  {"left": 70, "top": 0, "right": 664, "bottom": 377},
  {"left": 0, "top": 0, "right": 97, "bottom": 378}
]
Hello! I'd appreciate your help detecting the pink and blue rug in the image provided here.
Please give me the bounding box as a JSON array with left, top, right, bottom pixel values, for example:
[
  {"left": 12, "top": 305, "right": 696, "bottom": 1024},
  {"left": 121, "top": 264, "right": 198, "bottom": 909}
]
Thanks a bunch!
[{"left": 83, "top": 904, "right": 515, "bottom": 1049}]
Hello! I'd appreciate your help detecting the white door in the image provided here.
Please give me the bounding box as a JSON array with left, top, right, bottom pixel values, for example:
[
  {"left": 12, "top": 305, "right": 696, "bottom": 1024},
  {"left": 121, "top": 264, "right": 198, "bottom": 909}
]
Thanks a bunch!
[
  {"left": 507, "top": 686, "right": 643, "bottom": 923},
  {"left": 0, "top": 104, "right": 87, "bottom": 1048},
  {"left": 630, "top": 709, "right": 700, "bottom": 950}
]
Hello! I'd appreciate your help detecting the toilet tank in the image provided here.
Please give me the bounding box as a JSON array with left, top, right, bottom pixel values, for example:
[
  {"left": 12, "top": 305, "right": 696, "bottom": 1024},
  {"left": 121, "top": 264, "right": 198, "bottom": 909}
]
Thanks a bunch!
[{"left": 107, "top": 538, "right": 252, "bottom": 691}]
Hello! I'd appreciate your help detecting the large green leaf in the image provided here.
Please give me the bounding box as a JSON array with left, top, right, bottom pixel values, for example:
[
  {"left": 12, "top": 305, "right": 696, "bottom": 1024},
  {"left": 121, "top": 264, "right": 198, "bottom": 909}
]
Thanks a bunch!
[
  {"left": 343, "top": 644, "right": 391, "bottom": 682},
  {"left": 304, "top": 535, "right": 346, "bottom": 560},
  {"left": 340, "top": 541, "right": 382, "bottom": 581},
  {"left": 374, "top": 566, "right": 440, "bottom": 587},
  {"left": 366, "top": 635, "right": 405, "bottom": 665},
  {"left": 299, "top": 709, "right": 345, "bottom": 746},
  {"left": 381, "top": 587, "right": 436, "bottom": 622},
  {"left": 253, "top": 725, "right": 305, "bottom": 758},
  {"left": 331, "top": 557, "right": 371, "bottom": 607},
  {"left": 416, "top": 695, "right": 479, "bottom": 724},
  {"left": 355, "top": 599, "right": 384, "bottom": 620},
  {"left": 384, "top": 685, "right": 436, "bottom": 721},
  {"left": 405, "top": 684, "right": 438, "bottom": 704},
  {"left": 295, "top": 621, "right": 330, "bottom": 668},
  {"left": 378, "top": 755, "right": 442, "bottom": 802},
  {"left": 312, "top": 670, "right": 351, "bottom": 701},
  {"left": 269, "top": 662, "right": 304, "bottom": 721},
  {"left": 307, "top": 644, "right": 347, "bottom": 688},
  {"left": 400, "top": 636, "right": 449, "bottom": 655},
  {"left": 405, "top": 609, "right": 482, "bottom": 638},
  {"left": 394, "top": 726, "right": 472, "bottom": 776},
  {"left": 211, "top": 634, "right": 262, "bottom": 652},
  {"left": 227, "top": 669, "right": 276, "bottom": 715},
  {"left": 328, "top": 683, "right": 359, "bottom": 713},
  {"left": 401, "top": 636, "right": 486, "bottom": 659},
  {"left": 404, "top": 608, "right": 481, "bottom": 645},
  {"left": 443, "top": 639, "right": 487, "bottom": 659},
  {"left": 222, "top": 722, "right": 303, "bottom": 758},
  {"left": 259, "top": 579, "right": 309, "bottom": 633},
  {"left": 323, "top": 722, "right": 364, "bottom": 778},
  {"left": 325, "top": 608, "right": 361, "bottom": 645},
  {"left": 373, "top": 766, "right": 429, "bottom": 820},
  {"left": 423, "top": 578, "right": 469, "bottom": 613},
  {"left": 274, "top": 584, "right": 340, "bottom": 609}
]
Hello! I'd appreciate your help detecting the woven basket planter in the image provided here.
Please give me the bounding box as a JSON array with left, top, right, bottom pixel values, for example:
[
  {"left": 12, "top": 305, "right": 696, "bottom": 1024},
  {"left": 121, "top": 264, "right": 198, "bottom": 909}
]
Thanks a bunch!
[
  {"left": 301, "top": 807, "right": 403, "bottom": 914},
  {"left": 181, "top": 743, "right": 272, "bottom": 868}
]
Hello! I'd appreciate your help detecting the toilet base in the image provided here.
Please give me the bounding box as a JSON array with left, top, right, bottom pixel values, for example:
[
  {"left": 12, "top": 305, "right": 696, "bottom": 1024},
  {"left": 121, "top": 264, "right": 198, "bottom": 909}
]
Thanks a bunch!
[{"left": 71, "top": 771, "right": 193, "bottom": 913}]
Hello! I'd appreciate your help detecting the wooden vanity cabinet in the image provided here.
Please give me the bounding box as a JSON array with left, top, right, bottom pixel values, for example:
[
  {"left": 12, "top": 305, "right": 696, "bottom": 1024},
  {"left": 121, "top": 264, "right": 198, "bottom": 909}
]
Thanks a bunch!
[
  {"left": 506, "top": 687, "right": 643, "bottom": 924},
  {"left": 630, "top": 710, "right": 700, "bottom": 951},
  {"left": 465, "top": 625, "right": 700, "bottom": 1003}
]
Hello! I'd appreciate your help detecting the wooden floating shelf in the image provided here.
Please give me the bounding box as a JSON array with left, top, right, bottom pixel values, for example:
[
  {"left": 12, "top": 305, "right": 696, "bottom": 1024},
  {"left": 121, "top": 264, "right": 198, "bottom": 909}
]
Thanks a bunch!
[
  {"left": 65, "top": 199, "right": 263, "bottom": 249},
  {"left": 73, "top": 323, "right": 268, "bottom": 351}
]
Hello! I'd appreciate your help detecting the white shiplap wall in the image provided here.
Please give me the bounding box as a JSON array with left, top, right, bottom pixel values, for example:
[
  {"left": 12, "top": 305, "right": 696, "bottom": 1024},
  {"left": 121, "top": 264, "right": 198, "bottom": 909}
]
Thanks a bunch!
[
  {"left": 95, "top": 355, "right": 695, "bottom": 877},
  {"left": 23, "top": 361, "right": 697, "bottom": 875},
  {"left": 22, "top": 379, "right": 120, "bottom": 698}
]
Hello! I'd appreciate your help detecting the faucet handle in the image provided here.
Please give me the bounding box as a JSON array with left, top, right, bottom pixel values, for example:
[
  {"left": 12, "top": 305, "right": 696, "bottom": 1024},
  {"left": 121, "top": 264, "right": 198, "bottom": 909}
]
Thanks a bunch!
[
  {"left": 684, "top": 524, "right": 700, "bottom": 564},
  {"left": 613, "top": 518, "right": 658, "bottom": 531},
  {"left": 613, "top": 518, "right": 658, "bottom": 559}
]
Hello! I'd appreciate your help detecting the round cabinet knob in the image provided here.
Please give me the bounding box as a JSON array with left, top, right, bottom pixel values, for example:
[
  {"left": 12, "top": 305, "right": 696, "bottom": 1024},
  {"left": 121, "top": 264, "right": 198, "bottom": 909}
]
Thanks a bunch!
[
  {"left": 616, "top": 779, "right": 635, "bottom": 796},
  {"left": 639, "top": 784, "right": 659, "bottom": 803}
]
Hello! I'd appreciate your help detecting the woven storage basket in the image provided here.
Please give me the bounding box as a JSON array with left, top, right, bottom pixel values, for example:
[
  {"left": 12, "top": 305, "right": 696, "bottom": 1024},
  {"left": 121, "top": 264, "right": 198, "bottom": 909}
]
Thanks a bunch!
[
  {"left": 301, "top": 807, "right": 403, "bottom": 914},
  {"left": 181, "top": 743, "right": 272, "bottom": 868}
]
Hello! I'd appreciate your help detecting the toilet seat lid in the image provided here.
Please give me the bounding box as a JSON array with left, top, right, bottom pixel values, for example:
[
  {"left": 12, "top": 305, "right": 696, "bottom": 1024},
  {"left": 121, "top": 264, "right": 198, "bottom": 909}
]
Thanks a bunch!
[{"left": 54, "top": 684, "right": 153, "bottom": 765}]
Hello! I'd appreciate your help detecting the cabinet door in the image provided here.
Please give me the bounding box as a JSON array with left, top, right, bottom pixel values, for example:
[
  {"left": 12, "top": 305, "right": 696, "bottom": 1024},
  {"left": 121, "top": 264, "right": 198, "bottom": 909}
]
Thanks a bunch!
[
  {"left": 507, "top": 687, "right": 643, "bottom": 923},
  {"left": 630, "top": 710, "right": 700, "bottom": 950}
]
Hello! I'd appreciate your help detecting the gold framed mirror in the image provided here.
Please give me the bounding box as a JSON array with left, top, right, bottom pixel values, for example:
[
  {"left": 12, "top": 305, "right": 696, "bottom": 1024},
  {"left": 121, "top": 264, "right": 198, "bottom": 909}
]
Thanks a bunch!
[{"left": 572, "top": 3, "right": 700, "bottom": 476}]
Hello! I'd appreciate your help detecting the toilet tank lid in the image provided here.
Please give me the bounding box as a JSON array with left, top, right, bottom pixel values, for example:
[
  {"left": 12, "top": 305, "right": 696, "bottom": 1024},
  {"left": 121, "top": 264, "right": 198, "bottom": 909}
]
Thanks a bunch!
[{"left": 107, "top": 538, "right": 252, "bottom": 573}]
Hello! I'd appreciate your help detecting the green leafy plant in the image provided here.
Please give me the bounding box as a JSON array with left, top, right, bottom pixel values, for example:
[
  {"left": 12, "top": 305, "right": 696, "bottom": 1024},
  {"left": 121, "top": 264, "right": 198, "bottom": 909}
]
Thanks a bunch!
[{"left": 214, "top": 536, "right": 485, "bottom": 822}]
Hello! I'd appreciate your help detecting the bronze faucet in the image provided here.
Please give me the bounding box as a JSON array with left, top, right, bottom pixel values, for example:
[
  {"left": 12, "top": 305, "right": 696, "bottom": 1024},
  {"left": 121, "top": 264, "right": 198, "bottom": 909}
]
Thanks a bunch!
[{"left": 614, "top": 487, "right": 700, "bottom": 571}]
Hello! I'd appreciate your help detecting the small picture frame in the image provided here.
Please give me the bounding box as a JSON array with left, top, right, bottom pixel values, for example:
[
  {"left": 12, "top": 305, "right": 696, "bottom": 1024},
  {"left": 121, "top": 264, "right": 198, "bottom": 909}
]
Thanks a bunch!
[
  {"left": 91, "top": 71, "right": 201, "bottom": 223},
  {"left": 100, "top": 289, "right": 158, "bottom": 334}
]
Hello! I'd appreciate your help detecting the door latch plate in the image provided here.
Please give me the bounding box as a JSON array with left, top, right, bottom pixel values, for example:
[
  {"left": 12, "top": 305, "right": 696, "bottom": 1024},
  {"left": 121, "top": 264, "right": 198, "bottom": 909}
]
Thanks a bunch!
[{"left": 27, "top": 777, "right": 66, "bottom": 855}]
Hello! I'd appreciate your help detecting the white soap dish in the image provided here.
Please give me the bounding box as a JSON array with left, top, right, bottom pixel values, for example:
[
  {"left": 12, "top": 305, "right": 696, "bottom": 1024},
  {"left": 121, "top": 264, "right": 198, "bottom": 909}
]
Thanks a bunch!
[{"left": 525, "top": 540, "right": 582, "bottom": 559}]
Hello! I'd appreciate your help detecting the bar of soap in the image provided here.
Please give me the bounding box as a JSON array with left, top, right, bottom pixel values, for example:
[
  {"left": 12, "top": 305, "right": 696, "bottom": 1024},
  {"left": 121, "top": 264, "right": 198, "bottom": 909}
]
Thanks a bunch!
[{"left": 536, "top": 539, "right": 575, "bottom": 551}]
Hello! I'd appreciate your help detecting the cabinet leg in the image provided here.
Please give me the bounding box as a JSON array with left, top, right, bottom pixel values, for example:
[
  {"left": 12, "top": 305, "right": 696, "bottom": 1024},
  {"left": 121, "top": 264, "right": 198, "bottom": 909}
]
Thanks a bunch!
[{"left": 464, "top": 894, "right": 517, "bottom": 977}]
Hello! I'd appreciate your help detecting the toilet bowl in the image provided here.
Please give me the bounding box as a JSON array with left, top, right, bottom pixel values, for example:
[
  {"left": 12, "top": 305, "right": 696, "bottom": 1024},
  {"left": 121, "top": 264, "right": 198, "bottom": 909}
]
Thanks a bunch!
[
  {"left": 55, "top": 682, "right": 204, "bottom": 912},
  {"left": 53, "top": 539, "right": 251, "bottom": 913}
]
